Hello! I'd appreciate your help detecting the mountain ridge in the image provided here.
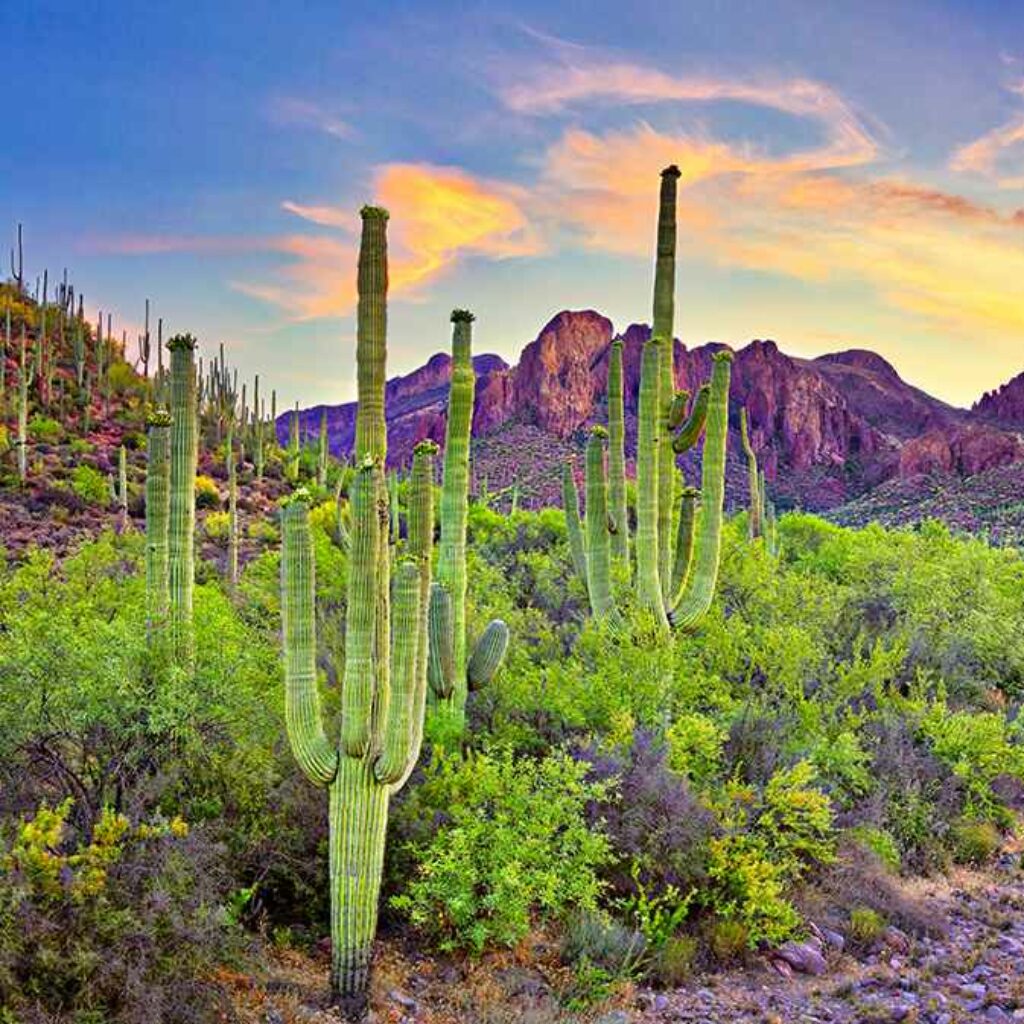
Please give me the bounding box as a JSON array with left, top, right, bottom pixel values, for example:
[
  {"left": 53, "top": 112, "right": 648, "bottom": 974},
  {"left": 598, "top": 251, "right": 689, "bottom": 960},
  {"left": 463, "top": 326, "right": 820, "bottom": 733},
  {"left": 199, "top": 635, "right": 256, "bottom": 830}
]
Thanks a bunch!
[{"left": 281, "top": 309, "right": 1024, "bottom": 512}]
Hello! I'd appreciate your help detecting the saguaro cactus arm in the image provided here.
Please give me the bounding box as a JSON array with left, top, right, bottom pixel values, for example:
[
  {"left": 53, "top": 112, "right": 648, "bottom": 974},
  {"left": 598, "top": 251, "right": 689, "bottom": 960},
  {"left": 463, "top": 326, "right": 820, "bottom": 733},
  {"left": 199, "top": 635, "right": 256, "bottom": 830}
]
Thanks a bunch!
[
  {"left": 427, "top": 583, "right": 455, "bottom": 699},
  {"left": 672, "top": 385, "right": 710, "bottom": 454},
  {"left": 670, "top": 486, "right": 699, "bottom": 599},
  {"left": 281, "top": 495, "right": 339, "bottom": 786},
  {"left": 467, "top": 620, "right": 510, "bottom": 691}
]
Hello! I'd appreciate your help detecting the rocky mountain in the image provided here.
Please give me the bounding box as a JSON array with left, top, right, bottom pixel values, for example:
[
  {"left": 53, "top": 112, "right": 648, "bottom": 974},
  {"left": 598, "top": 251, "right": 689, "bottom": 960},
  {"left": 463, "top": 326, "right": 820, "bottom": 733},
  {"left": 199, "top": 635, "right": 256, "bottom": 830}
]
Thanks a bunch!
[{"left": 283, "top": 309, "right": 1024, "bottom": 512}]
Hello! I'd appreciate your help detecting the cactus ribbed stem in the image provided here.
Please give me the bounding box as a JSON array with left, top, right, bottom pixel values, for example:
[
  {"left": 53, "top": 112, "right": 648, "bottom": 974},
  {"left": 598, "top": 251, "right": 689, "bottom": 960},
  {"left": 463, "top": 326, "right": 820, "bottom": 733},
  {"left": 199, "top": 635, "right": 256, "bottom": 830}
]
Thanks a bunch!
[
  {"left": 562, "top": 461, "right": 588, "bottom": 583},
  {"left": 318, "top": 408, "right": 329, "bottom": 487},
  {"left": 584, "top": 428, "right": 617, "bottom": 620},
  {"left": 672, "top": 385, "right": 710, "bottom": 454},
  {"left": 145, "top": 412, "right": 171, "bottom": 643},
  {"left": 636, "top": 338, "right": 668, "bottom": 628},
  {"left": 118, "top": 444, "right": 129, "bottom": 518},
  {"left": 670, "top": 351, "right": 733, "bottom": 632},
  {"left": 435, "top": 311, "right": 474, "bottom": 709},
  {"left": 281, "top": 207, "right": 436, "bottom": 1013},
  {"left": 227, "top": 423, "right": 239, "bottom": 587},
  {"left": 167, "top": 334, "right": 198, "bottom": 672},
  {"left": 670, "top": 486, "right": 698, "bottom": 602},
  {"left": 740, "top": 407, "right": 762, "bottom": 539},
  {"left": 354, "top": 208, "right": 388, "bottom": 462},
  {"left": 607, "top": 339, "right": 629, "bottom": 562},
  {"left": 654, "top": 165, "right": 681, "bottom": 600}
]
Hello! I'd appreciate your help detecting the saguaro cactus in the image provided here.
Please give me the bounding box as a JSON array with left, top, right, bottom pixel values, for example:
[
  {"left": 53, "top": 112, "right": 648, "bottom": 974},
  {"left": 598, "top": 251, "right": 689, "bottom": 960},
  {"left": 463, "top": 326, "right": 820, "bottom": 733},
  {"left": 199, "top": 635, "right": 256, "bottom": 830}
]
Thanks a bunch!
[
  {"left": 739, "top": 408, "right": 762, "bottom": 540},
  {"left": 146, "top": 410, "right": 172, "bottom": 647},
  {"left": 607, "top": 338, "right": 629, "bottom": 562},
  {"left": 281, "top": 205, "right": 436, "bottom": 1016},
  {"left": 167, "top": 334, "right": 198, "bottom": 672},
  {"left": 428, "top": 310, "right": 509, "bottom": 734},
  {"left": 16, "top": 323, "right": 32, "bottom": 484},
  {"left": 226, "top": 419, "right": 239, "bottom": 587}
]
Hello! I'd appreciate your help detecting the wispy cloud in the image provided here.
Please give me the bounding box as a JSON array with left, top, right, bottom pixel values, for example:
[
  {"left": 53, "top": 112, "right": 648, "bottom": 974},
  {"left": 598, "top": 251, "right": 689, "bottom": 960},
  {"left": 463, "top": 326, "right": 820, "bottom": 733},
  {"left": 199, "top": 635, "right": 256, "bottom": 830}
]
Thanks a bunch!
[
  {"left": 267, "top": 97, "right": 355, "bottom": 140},
  {"left": 950, "top": 79, "right": 1024, "bottom": 189}
]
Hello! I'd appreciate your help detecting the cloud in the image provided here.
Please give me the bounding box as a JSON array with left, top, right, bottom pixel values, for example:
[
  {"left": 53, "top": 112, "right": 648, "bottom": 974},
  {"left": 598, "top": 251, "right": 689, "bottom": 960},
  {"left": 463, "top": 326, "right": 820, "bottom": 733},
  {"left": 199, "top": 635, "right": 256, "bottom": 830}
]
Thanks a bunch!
[
  {"left": 239, "top": 163, "right": 543, "bottom": 319},
  {"left": 950, "top": 80, "right": 1024, "bottom": 189},
  {"left": 267, "top": 97, "right": 355, "bottom": 140}
]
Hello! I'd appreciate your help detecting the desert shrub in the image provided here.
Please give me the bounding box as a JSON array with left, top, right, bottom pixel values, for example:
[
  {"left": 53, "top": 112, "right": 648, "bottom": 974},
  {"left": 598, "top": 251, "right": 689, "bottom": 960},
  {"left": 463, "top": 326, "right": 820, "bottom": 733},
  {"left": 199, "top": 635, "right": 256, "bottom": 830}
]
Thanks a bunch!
[
  {"left": 758, "top": 761, "right": 836, "bottom": 875},
  {"left": 722, "top": 701, "right": 800, "bottom": 786},
  {"left": 708, "top": 918, "right": 749, "bottom": 962},
  {"left": 107, "top": 359, "right": 142, "bottom": 397},
  {"left": 391, "top": 749, "right": 612, "bottom": 953},
  {"left": 581, "top": 730, "right": 719, "bottom": 900},
  {"left": 949, "top": 819, "right": 1001, "bottom": 865},
  {"left": 847, "top": 825, "right": 901, "bottom": 872},
  {"left": 560, "top": 910, "right": 646, "bottom": 1006},
  {"left": 68, "top": 437, "right": 94, "bottom": 455},
  {"left": 194, "top": 474, "right": 221, "bottom": 509},
  {"left": 204, "top": 510, "right": 230, "bottom": 539},
  {"left": 666, "top": 712, "right": 726, "bottom": 787},
  {"left": 0, "top": 800, "right": 245, "bottom": 1022},
  {"left": 849, "top": 906, "right": 885, "bottom": 945},
  {"left": 27, "top": 414, "right": 62, "bottom": 443},
  {"left": 69, "top": 463, "right": 110, "bottom": 505}
]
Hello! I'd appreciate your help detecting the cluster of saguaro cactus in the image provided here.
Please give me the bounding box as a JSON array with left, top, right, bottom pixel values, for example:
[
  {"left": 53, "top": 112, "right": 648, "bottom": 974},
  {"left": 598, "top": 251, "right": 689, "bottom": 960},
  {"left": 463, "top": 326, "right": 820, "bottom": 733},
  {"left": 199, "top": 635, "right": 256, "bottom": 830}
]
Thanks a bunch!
[
  {"left": 427, "top": 310, "right": 510, "bottom": 734},
  {"left": 563, "top": 166, "right": 733, "bottom": 633},
  {"left": 281, "top": 206, "right": 437, "bottom": 1014}
]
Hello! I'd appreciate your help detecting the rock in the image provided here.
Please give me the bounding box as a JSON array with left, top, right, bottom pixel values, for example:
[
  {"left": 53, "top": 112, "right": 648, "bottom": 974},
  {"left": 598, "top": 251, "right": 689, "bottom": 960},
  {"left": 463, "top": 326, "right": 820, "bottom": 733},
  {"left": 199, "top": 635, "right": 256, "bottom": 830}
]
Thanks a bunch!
[
  {"left": 387, "top": 989, "right": 417, "bottom": 1011},
  {"left": 960, "top": 982, "right": 987, "bottom": 1000},
  {"left": 882, "top": 926, "right": 911, "bottom": 954},
  {"left": 593, "top": 1012, "right": 632, "bottom": 1024},
  {"left": 772, "top": 940, "right": 828, "bottom": 975},
  {"left": 264, "top": 1011, "right": 285, "bottom": 1024}
]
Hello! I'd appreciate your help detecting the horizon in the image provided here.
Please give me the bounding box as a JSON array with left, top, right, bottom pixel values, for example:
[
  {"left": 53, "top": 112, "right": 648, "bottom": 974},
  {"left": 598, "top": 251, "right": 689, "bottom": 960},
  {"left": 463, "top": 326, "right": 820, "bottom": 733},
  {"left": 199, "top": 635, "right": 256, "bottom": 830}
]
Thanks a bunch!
[{"left": 3, "top": 1, "right": 1023, "bottom": 411}]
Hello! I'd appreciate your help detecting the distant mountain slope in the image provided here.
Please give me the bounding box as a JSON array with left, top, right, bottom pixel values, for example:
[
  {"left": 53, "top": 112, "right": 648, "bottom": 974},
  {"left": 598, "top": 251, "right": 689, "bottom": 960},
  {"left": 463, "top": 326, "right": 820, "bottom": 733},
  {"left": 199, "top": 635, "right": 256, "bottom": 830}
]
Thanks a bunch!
[{"left": 283, "top": 309, "right": 1024, "bottom": 513}]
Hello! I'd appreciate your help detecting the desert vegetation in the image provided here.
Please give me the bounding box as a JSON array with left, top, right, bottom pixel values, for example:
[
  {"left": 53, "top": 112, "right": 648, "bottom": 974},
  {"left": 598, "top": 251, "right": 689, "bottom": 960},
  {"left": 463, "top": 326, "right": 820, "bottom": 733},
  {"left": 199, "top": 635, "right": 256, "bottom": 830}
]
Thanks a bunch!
[{"left": 2, "top": 170, "right": 1024, "bottom": 1024}]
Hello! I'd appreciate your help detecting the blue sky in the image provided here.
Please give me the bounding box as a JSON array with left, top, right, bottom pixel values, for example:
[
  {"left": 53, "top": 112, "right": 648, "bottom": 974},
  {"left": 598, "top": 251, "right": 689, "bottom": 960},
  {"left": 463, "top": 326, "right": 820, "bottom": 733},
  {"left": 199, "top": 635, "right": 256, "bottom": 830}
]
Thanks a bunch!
[{"left": 2, "top": 0, "right": 1023, "bottom": 409}]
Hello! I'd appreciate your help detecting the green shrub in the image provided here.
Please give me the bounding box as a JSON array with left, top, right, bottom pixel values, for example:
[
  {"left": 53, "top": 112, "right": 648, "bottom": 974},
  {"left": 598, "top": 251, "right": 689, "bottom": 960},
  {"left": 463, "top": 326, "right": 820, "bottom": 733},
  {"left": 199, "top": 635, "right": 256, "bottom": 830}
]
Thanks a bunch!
[
  {"left": 27, "top": 415, "right": 63, "bottom": 443},
  {"left": 69, "top": 438, "right": 94, "bottom": 456},
  {"left": 849, "top": 906, "right": 885, "bottom": 944},
  {"left": 70, "top": 464, "right": 110, "bottom": 505},
  {"left": 650, "top": 933, "right": 698, "bottom": 987},
  {"left": 667, "top": 712, "right": 725, "bottom": 787},
  {"left": 194, "top": 474, "right": 221, "bottom": 509},
  {"left": 391, "top": 749, "right": 612, "bottom": 953},
  {"left": 759, "top": 760, "right": 836, "bottom": 876},
  {"left": 204, "top": 510, "right": 230, "bottom": 540},
  {"left": 708, "top": 918, "right": 749, "bottom": 962},
  {"left": 848, "top": 825, "right": 901, "bottom": 873},
  {"left": 949, "top": 819, "right": 1000, "bottom": 865}
]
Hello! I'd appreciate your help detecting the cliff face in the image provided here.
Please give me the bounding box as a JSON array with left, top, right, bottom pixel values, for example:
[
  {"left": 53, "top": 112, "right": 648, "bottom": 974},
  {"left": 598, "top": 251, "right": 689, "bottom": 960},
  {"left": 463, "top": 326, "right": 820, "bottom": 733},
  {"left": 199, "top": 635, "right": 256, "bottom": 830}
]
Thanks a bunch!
[
  {"left": 282, "top": 309, "right": 1024, "bottom": 510},
  {"left": 974, "top": 371, "right": 1024, "bottom": 427}
]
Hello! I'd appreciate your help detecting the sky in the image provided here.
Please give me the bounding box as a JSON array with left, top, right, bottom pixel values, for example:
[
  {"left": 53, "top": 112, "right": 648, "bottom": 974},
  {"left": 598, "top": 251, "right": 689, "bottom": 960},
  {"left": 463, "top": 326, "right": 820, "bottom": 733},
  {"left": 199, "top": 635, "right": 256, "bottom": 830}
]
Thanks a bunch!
[{"left": 2, "top": 0, "right": 1023, "bottom": 411}]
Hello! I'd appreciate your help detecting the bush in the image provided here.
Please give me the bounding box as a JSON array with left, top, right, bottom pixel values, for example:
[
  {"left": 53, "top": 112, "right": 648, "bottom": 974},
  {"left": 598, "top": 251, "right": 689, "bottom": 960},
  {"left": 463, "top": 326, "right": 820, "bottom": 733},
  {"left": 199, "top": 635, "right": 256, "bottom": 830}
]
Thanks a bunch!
[
  {"left": 0, "top": 800, "right": 245, "bottom": 1022},
  {"left": 194, "top": 474, "right": 221, "bottom": 509},
  {"left": 847, "top": 825, "right": 901, "bottom": 872},
  {"left": 28, "top": 415, "right": 62, "bottom": 443},
  {"left": 581, "top": 730, "right": 719, "bottom": 900},
  {"left": 708, "top": 918, "right": 749, "bottom": 962},
  {"left": 391, "top": 749, "right": 612, "bottom": 953},
  {"left": 204, "top": 510, "right": 230, "bottom": 540},
  {"left": 69, "top": 464, "right": 110, "bottom": 505},
  {"left": 950, "top": 819, "right": 1000, "bottom": 865},
  {"left": 849, "top": 906, "right": 885, "bottom": 945}
]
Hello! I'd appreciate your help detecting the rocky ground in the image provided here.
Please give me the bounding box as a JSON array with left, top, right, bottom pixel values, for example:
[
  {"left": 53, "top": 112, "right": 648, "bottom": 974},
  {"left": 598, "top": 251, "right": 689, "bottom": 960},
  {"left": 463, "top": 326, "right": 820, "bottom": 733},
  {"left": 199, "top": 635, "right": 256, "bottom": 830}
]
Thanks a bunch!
[{"left": 223, "top": 853, "right": 1024, "bottom": 1024}]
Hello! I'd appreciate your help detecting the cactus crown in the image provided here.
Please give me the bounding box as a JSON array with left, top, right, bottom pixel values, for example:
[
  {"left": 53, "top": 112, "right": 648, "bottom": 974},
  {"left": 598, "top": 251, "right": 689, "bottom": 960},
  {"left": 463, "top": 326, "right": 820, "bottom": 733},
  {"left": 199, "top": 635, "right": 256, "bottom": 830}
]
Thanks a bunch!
[
  {"left": 281, "top": 486, "right": 313, "bottom": 507},
  {"left": 166, "top": 333, "right": 198, "bottom": 352},
  {"left": 590, "top": 425, "right": 609, "bottom": 439},
  {"left": 146, "top": 409, "right": 172, "bottom": 427},
  {"left": 450, "top": 309, "right": 475, "bottom": 324},
  {"left": 661, "top": 164, "right": 682, "bottom": 179},
  {"left": 413, "top": 439, "right": 440, "bottom": 456},
  {"left": 360, "top": 205, "right": 389, "bottom": 220},
  {"left": 712, "top": 349, "right": 735, "bottom": 364}
]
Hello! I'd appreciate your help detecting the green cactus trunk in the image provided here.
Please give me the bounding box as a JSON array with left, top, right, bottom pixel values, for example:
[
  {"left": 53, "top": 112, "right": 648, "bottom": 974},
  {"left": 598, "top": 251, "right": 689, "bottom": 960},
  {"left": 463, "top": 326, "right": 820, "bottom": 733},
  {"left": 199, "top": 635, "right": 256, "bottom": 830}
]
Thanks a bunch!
[
  {"left": 287, "top": 404, "right": 300, "bottom": 482},
  {"left": 227, "top": 421, "right": 239, "bottom": 587},
  {"left": 584, "top": 428, "right": 617, "bottom": 620},
  {"left": 281, "top": 208, "right": 436, "bottom": 1016},
  {"left": 653, "top": 165, "right": 682, "bottom": 600},
  {"left": 167, "top": 335, "right": 198, "bottom": 673},
  {"left": 318, "top": 408, "right": 329, "bottom": 488},
  {"left": 428, "top": 310, "right": 509, "bottom": 737},
  {"left": 145, "top": 412, "right": 171, "bottom": 646},
  {"left": 607, "top": 338, "right": 629, "bottom": 563},
  {"left": 635, "top": 337, "right": 668, "bottom": 628},
  {"left": 562, "top": 461, "right": 588, "bottom": 584},
  {"left": 118, "top": 444, "right": 129, "bottom": 522},
  {"left": 740, "top": 408, "right": 761, "bottom": 539},
  {"left": 17, "top": 324, "right": 31, "bottom": 485}
]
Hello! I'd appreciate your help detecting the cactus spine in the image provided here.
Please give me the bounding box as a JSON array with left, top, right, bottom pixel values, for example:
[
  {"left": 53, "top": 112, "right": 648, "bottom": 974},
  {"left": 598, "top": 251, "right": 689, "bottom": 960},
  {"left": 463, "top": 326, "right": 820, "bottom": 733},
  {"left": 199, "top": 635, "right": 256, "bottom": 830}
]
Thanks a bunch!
[
  {"left": 739, "top": 407, "right": 762, "bottom": 539},
  {"left": 428, "top": 310, "right": 509, "bottom": 733},
  {"left": 167, "top": 334, "right": 198, "bottom": 672},
  {"left": 281, "top": 205, "right": 436, "bottom": 1015}
]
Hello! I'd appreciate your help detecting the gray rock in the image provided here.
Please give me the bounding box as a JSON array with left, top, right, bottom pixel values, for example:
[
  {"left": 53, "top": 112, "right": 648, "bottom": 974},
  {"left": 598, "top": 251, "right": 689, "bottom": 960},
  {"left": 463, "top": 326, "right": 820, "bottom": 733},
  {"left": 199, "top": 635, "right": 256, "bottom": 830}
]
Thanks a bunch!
[
  {"left": 773, "top": 940, "right": 828, "bottom": 976},
  {"left": 387, "top": 989, "right": 418, "bottom": 1012}
]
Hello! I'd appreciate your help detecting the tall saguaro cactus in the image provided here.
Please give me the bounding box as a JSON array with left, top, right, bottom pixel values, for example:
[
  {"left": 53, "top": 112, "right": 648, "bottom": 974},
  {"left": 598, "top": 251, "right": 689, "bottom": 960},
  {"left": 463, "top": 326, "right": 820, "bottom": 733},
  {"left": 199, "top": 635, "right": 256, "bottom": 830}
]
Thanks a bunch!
[
  {"left": 428, "top": 310, "right": 509, "bottom": 734},
  {"left": 281, "top": 206, "right": 436, "bottom": 1016},
  {"left": 145, "top": 410, "right": 172, "bottom": 648},
  {"left": 167, "top": 334, "right": 198, "bottom": 672},
  {"left": 607, "top": 338, "right": 629, "bottom": 562}
]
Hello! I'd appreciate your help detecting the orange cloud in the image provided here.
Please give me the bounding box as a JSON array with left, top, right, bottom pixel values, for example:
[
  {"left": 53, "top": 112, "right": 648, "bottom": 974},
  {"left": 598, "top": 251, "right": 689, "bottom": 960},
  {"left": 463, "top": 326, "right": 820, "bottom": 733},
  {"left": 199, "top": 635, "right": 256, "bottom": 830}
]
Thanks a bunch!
[
  {"left": 950, "top": 79, "right": 1024, "bottom": 189},
  {"left": 240, "top": 164, "right": 543, "bottom": 319}
]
